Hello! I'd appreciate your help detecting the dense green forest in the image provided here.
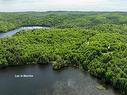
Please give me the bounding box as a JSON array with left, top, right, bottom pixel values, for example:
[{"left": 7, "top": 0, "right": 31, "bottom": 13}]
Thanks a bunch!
[
  {"left": 0, "top": 12, "right": 127, "bottom": 94},
  {"left": 0, "top": 12, "right": 127, "bottom": 32}
]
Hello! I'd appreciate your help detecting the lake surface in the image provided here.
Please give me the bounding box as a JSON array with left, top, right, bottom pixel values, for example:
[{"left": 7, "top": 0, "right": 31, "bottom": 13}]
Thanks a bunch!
[
  {"left": 0, "top": 26, "right": 49, "bottom": 38},
  {"left": 0, "top": 65, "right": 121, "bottom": 95}
]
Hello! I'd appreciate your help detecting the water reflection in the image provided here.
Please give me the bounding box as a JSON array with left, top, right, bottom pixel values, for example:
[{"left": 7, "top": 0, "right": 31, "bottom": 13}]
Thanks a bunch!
[{"left": 0, "top": 65, "right": 121, "bottom": 95}]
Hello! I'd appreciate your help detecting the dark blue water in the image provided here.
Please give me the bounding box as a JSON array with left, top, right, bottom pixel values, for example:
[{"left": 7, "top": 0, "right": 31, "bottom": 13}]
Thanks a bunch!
[{"left": 0, "top": 65, "right": 121, "bottom": 95}]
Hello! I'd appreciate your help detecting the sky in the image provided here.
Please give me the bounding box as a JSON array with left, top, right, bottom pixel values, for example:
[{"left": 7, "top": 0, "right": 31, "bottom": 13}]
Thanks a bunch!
[{"left": 0, "top": 0, "right": 127, "bottom": 12}]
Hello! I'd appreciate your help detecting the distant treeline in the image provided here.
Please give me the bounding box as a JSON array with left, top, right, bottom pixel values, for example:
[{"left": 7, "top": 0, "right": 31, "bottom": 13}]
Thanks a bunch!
[{"left": 0, "top": 12, "right": 127, "bottom": 32}]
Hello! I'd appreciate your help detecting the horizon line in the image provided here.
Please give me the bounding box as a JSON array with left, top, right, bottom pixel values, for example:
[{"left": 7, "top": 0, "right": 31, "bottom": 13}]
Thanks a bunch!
[{"left": 0, "top": 10, "right": 127, "bottom": 13}]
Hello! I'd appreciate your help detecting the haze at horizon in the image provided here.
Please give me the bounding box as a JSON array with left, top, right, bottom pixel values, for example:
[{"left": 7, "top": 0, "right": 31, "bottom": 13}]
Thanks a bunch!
[{"left": 0, "top": 0, "right": 127, "bottom": 12}]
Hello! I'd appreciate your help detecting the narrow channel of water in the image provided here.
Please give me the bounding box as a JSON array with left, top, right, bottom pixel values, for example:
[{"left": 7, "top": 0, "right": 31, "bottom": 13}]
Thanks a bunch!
[{"left": 0, "top": 26, "right": 49, "bottom": 38}]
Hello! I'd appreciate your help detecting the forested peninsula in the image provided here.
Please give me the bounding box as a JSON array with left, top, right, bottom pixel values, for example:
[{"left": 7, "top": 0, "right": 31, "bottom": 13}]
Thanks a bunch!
[{"left": 0, "top": 12, "right": 127, "bottom": 94}]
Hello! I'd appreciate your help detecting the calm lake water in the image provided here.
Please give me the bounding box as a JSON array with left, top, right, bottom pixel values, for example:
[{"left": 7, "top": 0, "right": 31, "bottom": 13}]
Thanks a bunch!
[{"left": 0, "top": 65, "right": 121, "bottom": 95}]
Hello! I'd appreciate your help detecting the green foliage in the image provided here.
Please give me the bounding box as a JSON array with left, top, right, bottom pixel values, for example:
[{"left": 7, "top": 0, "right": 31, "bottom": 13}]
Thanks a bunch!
[
  {"left": 1, "top": 12, "right": 127, "bottom": 32},
  {"left": 1, "top": 12, "right": 127, "bottom": 94}
]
